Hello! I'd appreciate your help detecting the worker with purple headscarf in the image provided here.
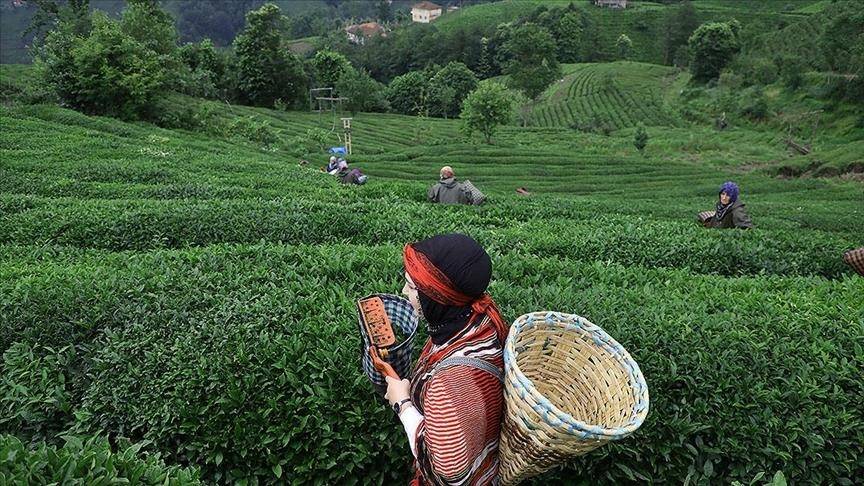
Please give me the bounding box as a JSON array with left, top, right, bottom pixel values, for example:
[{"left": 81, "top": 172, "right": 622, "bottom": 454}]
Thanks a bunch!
[{"left": 710, "top": 181, "right": 753, "bottom": 229}]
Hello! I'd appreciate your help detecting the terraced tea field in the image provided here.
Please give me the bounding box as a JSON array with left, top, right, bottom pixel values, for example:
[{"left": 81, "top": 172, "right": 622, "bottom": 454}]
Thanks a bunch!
[
  {"left": 527, "top": 62, "right": 684, "bottom": 129},
  {"left": 432, "top": 0, "right": 827, "bottom": 65},
  {"left": 1, "top": 70, "right": 862, "bottom": 483}
]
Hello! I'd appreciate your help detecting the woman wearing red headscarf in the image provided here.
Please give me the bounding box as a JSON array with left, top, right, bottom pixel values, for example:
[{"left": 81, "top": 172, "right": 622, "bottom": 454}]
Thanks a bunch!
[{"left": 384, "top": 233, "right": 509, "bottom": 486}]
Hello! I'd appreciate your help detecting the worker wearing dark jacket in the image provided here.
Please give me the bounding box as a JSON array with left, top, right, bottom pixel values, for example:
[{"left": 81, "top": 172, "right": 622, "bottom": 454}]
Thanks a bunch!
[
  {"left": 711, "top": 181, "right": 753, "bottom": 229},
  {"left": 428, "top": 166, "right": 473, "bottom": 205},
  {"left": 334, "top": 160, "right": 367, "bottom": 185}
]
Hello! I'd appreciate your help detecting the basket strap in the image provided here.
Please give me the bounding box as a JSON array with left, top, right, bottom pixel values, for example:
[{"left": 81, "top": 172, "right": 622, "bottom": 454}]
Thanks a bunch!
[{"left": 430, "top": 356, "right": 504, "bottom": 383}]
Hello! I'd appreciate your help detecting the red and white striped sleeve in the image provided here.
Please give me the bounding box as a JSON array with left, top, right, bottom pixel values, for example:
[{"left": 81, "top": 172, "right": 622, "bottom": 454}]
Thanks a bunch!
[{"left": 413, "top": 365, "right": 504, "bottom": 485}]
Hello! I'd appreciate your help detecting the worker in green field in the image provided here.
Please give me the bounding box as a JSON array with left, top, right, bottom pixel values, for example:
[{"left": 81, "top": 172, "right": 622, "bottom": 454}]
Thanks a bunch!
[
  {"left": 335, "top": 159, "right": 368, "bottom": 185},
  {"left": 325, "top": 156, "right": 340, "bottom": 174},
  {"left": 707, "top": 181, "right": 753, "bottom": 229},
  {"left": 428, "top": 166, "right": 473, "bottom": 205}
]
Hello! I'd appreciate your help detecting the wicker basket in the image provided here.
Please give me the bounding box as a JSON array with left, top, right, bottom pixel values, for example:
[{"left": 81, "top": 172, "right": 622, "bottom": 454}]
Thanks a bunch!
[
  {"left": 358, "top": 294, "right": 419, "bottom": 396},
  {"left": 499, "top": 312, "right": 649, "bottom": 485},
  {"left": 463, "top": 180, "right": 487, "bottom": 205},
  {"left": 843, "top": 247, "right": 864, "bottom": 276}
]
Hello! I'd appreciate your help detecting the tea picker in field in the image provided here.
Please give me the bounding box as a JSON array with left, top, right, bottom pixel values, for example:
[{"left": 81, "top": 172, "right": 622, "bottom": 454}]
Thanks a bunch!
[
  {"left": 699, "top": 181, "right": 753, "bottom": 229},
  {"left": 334, "top": 159, "right": 368, "bottom": 185},
  {"left": 428, "top": 166, "right": 474, "bottom": 205},
  {"left": 384, "top": 233, "right": 508, "bottom": 485},
  {"left": 325, "top": 156, "right": 340, "bottom": 174}
]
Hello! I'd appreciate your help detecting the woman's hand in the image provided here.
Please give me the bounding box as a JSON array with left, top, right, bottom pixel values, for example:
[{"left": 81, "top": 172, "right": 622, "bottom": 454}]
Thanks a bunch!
[{"left": 384, "top": 376, "right": 411, "bottom": 406}]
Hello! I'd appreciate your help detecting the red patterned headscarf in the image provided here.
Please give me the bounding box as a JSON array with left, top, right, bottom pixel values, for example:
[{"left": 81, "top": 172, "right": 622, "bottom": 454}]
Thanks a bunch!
[{"left": 403, "top": 234, "right": 509, "bottom": 344}]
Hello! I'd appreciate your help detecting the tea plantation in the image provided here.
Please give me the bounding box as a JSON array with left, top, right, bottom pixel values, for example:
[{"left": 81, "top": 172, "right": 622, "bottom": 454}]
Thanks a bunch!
[{"left": 1, "top": 66, "right": 863, "bottom": 484}]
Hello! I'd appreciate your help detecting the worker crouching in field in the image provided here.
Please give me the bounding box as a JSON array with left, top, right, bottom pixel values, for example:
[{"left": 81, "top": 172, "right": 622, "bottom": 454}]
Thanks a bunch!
[
  {"left": 335, "top": 159, "right": 367, "bottom": 185},
  {"left": 428, "top": 166, "right": 473, "bottom": 205},
  {"left": 708, "top": 181, "right": 753, "bottom": 229},
  {"left": 385, "top": 234, "right": 507, "bottom": 485},
  {"left": 325, "top": 156, "right": 340, "bottom": 174}
]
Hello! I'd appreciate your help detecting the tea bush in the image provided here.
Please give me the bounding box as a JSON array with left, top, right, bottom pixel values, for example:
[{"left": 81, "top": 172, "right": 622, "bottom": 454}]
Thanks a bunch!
[
  {"left": 1, "top": 80, "right": 861, "bottom": 485},
  {"left": 0, "top": 434, "right": 201, "bottom": 484},
  {"left": 1, "top": 244, "right": 861, "bottom": 483},
  {"left": 0, "top": 343, "right": 76, "bottom": 443},
  {"left": 0, "top": 195, "right": 856, "bottom": 278}
]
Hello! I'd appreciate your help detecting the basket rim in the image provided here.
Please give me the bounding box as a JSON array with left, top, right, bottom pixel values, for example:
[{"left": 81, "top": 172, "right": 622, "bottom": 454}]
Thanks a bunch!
[
  {"left": 504, "top": 311, "right": 650, "bottom": 440},
  {"left": 357, "top": 293, "right": 419, "bottom": 353}
]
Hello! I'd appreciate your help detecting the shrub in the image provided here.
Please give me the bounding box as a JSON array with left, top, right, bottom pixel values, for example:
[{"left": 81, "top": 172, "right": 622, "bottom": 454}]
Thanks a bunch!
[
  {"left": 386, "top": 71, "right": 429, "bottom": 116},
  {"left": 689, "top": 22, "right": 740, "bottom": 82},
  {"left": 742, "top": 56, "right": 778, "bottom": 86},
  {"left": 740, "top": 88, "right": 769, "bottom": 120},
  {"left": 718, "top": 70, "right": 744, "bottom": 90},
  {"left": 152, "top": 98, "right": 218, "bottom": 131},
  {"left": 228, "top": 116, "right": 280, "bottom": 148},
  {"left": 234, "top": 3, "right": 306, "bottom": 108},
  {"left": 0, "top": 434, "right": 200, "bottom": 484},
  {"left": 634, "top": 123, "right": 648, "bottom": 154},
  {"left": 460, "top": 82, "right": 514, "bottom": 143},
  {"left": 0, "top": 343, "right": 76, "bottom": 442},
  {"left": 289, "top": 127, "right": 331, "bottom": 157},
  {"left": 570, "top": 114, "right": 614, "bottom": 136},
  {"left": 1, "top": 244, "right": 861, "bottom": 484},
  {"left": 336, "top": 68, "right": 389, "bottom": 115},
  {"left": 35, "top": 12, "right": 168, "bottom": 119}
]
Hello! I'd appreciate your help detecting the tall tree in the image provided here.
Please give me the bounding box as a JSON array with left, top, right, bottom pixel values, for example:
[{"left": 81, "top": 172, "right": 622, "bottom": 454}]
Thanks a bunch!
[
  {"left": 430, "top": 61, "right": 478, "bottom": 118},
  {"left": 460, "top": 81, "right": 513, "bottom": 143},
  {"left": 175, "top": 0, "right": 262, "bottom": 46},
  {"left": 26, "top": 0, "right": 91, "bottom": 41},
  {"left": 504, "top": 23, "right": 560, "bottom": 100},
  {"left": 616, "top": 33, "right": 633, "bottom": 61},
  {"left": 820, "top": 2, "right": 864, "bottom": 73},
  {"left": 312, "top": 50, "right": 351, "bottom": 90},
  {"left": 689, "top": 21, "right": 740, "bottom": 82},
  {"left": 476, "top": 37, "right": 495, "bottom": 79},
  {"left": 554, "top": 11, "right": 582, "bottom": 63},
  {"left": 579, "top": 10, "right": 602, "bottom": 62},
  {"left": 376, "top": 0, "right": 393, "bottom": 23},
  {"left": 386, "top": 71, "right": 429, "bottom": 115},
  {"left": 336, "top": 67, "right": 388, "bottom": 114},
  {"left": 35, "top": 11, "right": 166, "bottom": 118},
  {"left": 121, "top": 0, "right": 178, "bottom": 57},
  {"left": 234, "top": 3, "right": 306, "bottom": 107},
  {"left": 489, "top": 23, "right": 514, "bottom": 75},
  {"left": 662, "top": 0, "right": 698, "bottom": 65}
]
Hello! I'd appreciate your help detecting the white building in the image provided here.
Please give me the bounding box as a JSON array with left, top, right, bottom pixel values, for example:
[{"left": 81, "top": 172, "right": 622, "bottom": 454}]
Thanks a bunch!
[
  {"left": 411, "top": 1, "right": 443, "bottom": 23},
  {"left": 595, "top": 0, "right": 628, "bottom": 8}
]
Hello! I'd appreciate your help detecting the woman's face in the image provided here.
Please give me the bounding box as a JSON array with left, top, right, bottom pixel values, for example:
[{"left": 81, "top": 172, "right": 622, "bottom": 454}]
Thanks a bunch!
[
  {"left": 719, "top": 192, "right": 731, "bottom": 205},
  {"left": 402, "top": 272, "right": 421, "bottom": 314}
]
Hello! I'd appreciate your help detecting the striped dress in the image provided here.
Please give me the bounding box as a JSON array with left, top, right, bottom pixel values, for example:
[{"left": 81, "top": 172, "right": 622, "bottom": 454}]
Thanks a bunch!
[{"left": 409, "top": 316, "right": 504, "bottom": 486}]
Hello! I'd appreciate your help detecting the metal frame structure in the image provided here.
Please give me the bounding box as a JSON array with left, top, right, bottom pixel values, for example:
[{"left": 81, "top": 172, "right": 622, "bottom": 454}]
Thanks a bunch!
[{"left": 309, "top": 88, "right": 354, "bottom": 154}]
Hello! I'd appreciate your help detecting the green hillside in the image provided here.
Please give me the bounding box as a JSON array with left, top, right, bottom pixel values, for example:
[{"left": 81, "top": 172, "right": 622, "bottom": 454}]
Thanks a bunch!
[
  {"left": 526, "top": 62, "right": 686, "bottom": 129},
  {"left": 2, "top": 96, "right": 862, "bottom": 484},
  {"left": 2, "top": 0, "right": 863, "bottom": 482},
  {"left": 509, "top": 59, "right": 861, "bottom": 177},
  {"left": 433, "top": 0, "right": 826, "bottom": 65}
]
